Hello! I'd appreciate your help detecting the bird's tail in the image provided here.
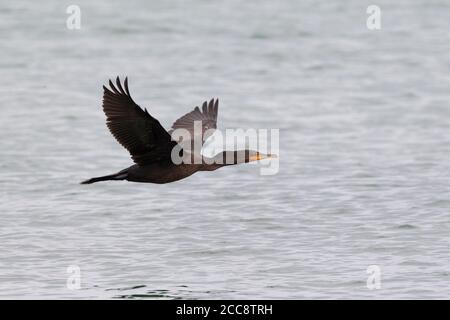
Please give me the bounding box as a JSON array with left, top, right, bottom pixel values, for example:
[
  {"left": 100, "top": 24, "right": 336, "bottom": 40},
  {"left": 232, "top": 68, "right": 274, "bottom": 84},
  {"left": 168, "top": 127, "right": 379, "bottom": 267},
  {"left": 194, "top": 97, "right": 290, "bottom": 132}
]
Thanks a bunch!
[{"left": 80, "top": 171, "right": 128, "bottom": 184}]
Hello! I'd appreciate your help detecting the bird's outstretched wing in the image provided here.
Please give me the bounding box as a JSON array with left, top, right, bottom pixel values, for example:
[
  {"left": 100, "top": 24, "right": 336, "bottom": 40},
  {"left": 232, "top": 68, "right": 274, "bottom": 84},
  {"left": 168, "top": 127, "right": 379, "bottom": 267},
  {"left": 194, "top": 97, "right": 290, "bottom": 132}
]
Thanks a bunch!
[
  {"left": 169, "top": 99, "right": 218, "bottom": 145},
  {"left": 102, "top": 77, "right": 178, "bottom": 166}
]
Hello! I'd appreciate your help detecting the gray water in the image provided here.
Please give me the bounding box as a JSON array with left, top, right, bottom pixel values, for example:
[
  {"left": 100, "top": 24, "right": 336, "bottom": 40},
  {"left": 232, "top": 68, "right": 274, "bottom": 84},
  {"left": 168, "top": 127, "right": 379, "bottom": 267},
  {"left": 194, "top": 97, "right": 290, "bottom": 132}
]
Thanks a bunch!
[{"left": 1, "top": 0, "right": 450, "bottom": 299}]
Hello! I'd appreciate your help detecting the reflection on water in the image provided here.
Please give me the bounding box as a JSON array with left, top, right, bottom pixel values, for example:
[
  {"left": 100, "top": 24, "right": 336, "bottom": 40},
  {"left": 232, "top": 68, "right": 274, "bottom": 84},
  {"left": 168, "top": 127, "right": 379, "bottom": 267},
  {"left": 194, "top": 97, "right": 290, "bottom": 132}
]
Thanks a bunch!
[
  {"left": 108, "top": 286, "right": 236, "bottom": 300},
  {"left": 115, "top": 289, "right": 176, "bottom": 300}
]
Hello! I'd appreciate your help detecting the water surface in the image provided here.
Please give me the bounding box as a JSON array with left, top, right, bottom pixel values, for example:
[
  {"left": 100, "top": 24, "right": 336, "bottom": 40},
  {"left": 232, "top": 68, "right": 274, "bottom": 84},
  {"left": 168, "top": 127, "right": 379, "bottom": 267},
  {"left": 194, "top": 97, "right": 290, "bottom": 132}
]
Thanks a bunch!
[{"left": 1, "top": 0, "right": 450, "bottom": 299}]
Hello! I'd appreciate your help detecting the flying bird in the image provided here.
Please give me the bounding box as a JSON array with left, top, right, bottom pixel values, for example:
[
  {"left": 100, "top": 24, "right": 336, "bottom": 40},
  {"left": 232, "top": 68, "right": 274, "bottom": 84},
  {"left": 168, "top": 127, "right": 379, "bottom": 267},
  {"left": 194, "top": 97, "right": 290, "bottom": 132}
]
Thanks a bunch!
[{"left": 81, "top": 77, "right": 275, "bottom": 184}]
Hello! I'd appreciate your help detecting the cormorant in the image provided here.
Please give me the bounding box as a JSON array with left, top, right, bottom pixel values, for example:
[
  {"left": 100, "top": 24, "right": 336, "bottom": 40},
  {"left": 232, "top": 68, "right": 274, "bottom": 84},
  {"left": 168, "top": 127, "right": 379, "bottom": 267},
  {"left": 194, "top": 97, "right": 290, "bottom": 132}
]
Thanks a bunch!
[{"left": 81, "top": 77, "right": 275, "bottom": 184}]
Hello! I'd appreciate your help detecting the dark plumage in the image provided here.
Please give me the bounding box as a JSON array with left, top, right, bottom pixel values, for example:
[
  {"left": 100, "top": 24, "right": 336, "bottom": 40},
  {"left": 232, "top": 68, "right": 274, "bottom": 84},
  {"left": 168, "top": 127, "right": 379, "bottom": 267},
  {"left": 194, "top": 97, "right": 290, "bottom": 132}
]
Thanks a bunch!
[{"left": 81, "top": 77, "right": 275, "bottom": 184}]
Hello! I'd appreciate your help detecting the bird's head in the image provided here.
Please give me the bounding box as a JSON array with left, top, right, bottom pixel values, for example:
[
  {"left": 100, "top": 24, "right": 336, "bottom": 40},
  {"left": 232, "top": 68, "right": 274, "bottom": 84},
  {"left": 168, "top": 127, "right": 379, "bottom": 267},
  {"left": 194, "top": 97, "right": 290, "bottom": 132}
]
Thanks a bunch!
[{"left": 214, "top": 150, "right": 277, "bottom": 164}]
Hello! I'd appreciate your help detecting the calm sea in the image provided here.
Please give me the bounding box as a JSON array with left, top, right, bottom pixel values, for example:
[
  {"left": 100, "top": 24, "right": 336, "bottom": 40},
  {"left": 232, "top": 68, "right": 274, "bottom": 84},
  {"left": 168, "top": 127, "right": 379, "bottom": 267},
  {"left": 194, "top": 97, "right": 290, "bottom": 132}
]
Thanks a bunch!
[{"left": 1, "top": 0, "right": 450, "bottom": 299}]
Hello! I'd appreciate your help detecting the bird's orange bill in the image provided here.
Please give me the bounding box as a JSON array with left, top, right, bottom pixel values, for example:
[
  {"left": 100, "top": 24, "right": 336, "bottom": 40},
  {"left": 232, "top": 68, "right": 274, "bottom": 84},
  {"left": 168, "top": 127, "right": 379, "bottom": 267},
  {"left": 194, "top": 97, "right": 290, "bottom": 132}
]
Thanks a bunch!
[{"left": 249, "top": 153, "right": 278, "bottom": 162}]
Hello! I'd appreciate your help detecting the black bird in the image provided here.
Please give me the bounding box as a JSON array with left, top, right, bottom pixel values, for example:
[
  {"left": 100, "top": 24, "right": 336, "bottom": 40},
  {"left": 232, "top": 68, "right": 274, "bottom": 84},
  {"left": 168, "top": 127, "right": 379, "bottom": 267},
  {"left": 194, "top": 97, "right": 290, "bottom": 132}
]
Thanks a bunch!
[{"left": 81, "top": 77, "right": 275, "bottom": 184}]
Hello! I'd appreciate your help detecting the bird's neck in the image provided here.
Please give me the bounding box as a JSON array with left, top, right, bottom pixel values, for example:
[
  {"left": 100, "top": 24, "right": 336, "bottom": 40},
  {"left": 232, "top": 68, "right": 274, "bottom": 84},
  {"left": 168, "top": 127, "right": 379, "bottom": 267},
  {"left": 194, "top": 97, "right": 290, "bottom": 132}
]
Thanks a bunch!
[{"left": 199, "top": 150, "right": 250, "bottom": 171}]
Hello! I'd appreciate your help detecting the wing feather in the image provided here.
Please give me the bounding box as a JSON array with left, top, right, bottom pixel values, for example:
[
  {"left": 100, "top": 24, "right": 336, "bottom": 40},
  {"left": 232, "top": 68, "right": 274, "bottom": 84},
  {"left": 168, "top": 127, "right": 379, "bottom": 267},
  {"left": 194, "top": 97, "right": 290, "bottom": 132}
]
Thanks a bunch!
[
  {"left": 102, "top": 76, "right": 177, "bottom": 165},
  {"left": 169, "top": 98, "right": 219, "bottom": 145}
]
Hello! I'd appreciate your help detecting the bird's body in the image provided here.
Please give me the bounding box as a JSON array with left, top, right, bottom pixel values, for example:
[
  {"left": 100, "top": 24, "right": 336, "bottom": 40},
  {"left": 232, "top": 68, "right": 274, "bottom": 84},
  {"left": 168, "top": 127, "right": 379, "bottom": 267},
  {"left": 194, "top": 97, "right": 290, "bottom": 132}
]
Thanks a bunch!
[
  {"left": 127, "top": 162, "right": 201, "bottom": 184},
  {"left": 81, "top": 77, "right": 274, "bottom": 184}
]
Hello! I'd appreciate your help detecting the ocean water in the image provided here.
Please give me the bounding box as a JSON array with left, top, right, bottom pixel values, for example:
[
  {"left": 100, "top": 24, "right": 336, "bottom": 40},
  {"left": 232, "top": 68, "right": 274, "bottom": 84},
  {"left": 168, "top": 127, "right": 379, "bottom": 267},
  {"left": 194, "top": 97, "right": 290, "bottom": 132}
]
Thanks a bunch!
[{"left": 1, "top": 0, "right": 450, "bottom": 299}]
